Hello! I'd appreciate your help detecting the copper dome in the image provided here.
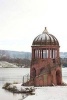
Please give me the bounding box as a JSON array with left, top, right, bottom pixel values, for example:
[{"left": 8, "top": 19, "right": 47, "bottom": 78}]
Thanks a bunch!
[{"left": 32, "top": 27, "right": 59, "bottom": 46}]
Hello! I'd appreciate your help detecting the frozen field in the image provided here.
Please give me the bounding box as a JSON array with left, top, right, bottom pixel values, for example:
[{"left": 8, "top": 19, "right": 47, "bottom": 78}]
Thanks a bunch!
[{"left": 24, "top": 68, "right": 67, "bottom": 100}]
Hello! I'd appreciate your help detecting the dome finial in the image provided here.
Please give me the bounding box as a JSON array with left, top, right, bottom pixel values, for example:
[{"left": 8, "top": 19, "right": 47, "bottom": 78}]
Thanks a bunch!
[
  {"left": 43, "top": 27, "right": 48, "bottom": 33},
  {"left": 45, "top": 27, "right": 47, "bottom": 30}
]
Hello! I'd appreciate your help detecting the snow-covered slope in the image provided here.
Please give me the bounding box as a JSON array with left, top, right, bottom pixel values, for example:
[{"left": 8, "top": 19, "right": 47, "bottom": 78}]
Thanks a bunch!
[{"left": 0, "top": 61, "right": 18, "bottom": 68}]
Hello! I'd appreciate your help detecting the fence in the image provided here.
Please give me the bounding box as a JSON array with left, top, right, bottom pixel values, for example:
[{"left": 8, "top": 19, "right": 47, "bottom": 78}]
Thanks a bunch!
[{"left": 22, "top": 74, "right": 30, "bottom": 84}]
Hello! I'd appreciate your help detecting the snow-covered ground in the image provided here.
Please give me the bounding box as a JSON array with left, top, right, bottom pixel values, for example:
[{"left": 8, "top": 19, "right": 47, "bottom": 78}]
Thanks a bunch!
[
  {"left": 24, "top": 68, "right": 67, "bottom": 100},
  {"left": 5, "top": 83, "right": 67, "bottom": 100},
  {"left": 24, "top": 86, "right": 67, "bottom": 100},
  {"left": 2, "top": 67, "right": 67, "bottom": 100},
  {"left": 3, "top": 83, "right": 34, "bottom": 93},
  {"left": 0, "top": 61, "right": 18, "bottom": 68}
]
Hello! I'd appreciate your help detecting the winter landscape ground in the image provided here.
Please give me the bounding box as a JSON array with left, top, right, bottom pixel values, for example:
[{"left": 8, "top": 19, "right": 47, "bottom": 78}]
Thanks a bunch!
[
  {"left": 24, "top": 86, "right": 67, "bottom": 100},
  {"left": 0, "top": 65, "right": 67, "bottom": 100},
  {"left": 3, "top": 68, "right": 67, "bottom": 100},
  {"left": 24, "top": 68, "right": 67, "bottom": 100}
]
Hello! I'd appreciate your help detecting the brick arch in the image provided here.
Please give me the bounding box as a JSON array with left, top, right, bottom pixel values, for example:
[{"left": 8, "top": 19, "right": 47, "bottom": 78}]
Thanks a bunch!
[
  {"left": 32, "top": 68, "right": 36, "bottom": 78},
  {"left": 56, "top": 70, "right": 61, "bottom": 85}
]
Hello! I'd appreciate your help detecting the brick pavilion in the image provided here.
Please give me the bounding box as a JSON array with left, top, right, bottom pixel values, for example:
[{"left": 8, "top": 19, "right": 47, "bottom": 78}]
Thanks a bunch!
[{"left": 29, "top": 27, "right": 62, "bottom": 86}]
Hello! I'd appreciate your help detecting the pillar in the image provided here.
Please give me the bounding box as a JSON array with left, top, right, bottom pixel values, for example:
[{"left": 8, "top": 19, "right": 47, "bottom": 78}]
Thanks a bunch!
[{"left": 48, "top": 48, "right": 50, "bottom": 58}]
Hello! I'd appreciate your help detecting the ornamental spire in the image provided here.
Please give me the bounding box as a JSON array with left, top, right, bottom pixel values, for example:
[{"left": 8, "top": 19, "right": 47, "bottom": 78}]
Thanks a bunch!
[
  {"left": 45, "top": 27, "right": 47, "bottom": 30},
  {"left": 43, "top": 27, "right": 48, "bottom": 33}
]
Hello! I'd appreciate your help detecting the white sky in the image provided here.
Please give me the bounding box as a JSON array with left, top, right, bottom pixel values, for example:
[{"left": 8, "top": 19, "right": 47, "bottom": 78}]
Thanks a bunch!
[{"left": 0, "top": 0, "right": 67, "bottom": 52}]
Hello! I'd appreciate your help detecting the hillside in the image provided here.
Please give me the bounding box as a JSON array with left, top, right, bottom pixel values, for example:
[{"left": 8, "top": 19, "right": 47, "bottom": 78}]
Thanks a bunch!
[
  {"left": 0, "top": 50, "right": 67, "bottom": 59},
  {"left": 0, "top": 50, "right": 31, "bottom": 59},
  {"left": 60, "top": 52, "right": 67, "bottom": 58},
  {"left": 0, "top": 61, "right": 18, "bottom": 68},
  {"left": 0, "top": 50, "right": 67, "bottom": 67}
]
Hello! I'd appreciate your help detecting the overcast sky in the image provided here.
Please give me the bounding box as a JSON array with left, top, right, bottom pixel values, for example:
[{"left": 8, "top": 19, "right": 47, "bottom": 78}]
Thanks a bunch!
[{"left": 0, "top": 0, "right": 67, "bottom": 52}]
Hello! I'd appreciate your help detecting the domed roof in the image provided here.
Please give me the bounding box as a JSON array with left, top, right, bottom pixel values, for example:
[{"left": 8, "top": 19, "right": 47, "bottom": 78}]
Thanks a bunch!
[{"left": 32, "top": 27, "right": 59, "bottom": 46}]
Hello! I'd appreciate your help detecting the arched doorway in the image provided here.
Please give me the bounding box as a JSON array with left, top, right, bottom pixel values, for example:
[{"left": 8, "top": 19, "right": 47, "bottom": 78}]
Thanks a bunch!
[
  {"left": 56, "top": 70, "right": 61, "bottom": 85},
  {"left": 32, "top": 68, "right": 36, "bottom": 78}
]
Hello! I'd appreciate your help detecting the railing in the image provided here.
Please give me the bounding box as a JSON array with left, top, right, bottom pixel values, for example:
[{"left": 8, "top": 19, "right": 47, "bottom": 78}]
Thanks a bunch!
[{"left": 22, "top": 74, "right": 30, "bottom": 84}]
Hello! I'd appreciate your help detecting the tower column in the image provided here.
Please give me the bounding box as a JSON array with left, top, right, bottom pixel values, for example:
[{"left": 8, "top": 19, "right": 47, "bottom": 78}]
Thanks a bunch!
[
  {"left": 32, "top": 48, "right": 34, "bottom": 59},
  {"left": 57, "top": 48, "right": 59, "bottom": 58},
  {"left": 42, "top": 49, "right": 43, "bottom": 59},
  {"left": 48, "top": 48, "right": 50, "bottom": 58},
  {"left": 38, "top": 49, "right": 39, "bottom": 58}
]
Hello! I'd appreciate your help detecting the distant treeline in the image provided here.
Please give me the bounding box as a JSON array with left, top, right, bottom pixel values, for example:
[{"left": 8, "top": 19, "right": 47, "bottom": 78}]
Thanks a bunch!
[
  {"left": 0, "top": 57, "right": 31, "bottom": 67},
  {"left": 61, "top": 58, "right": 67, "bottom": 67},
  {"left": 0, "top": 55, "right": 67, "bottom": 68}
]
